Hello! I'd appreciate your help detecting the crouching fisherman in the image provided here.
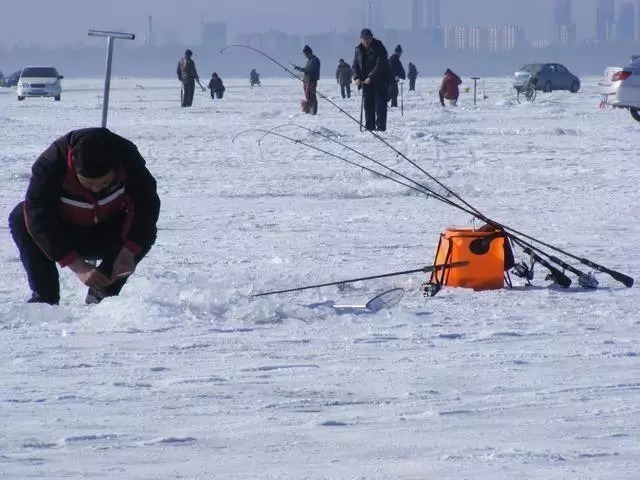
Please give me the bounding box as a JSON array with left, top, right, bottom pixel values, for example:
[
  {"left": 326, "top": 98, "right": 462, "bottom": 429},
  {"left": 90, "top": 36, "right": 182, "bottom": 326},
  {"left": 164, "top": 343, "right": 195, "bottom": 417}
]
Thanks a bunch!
[
  {"left": 439, "top": 68, "right": 462, "bottom": 107},
  {"left": 208, "top": 72, "right": 226, "bottom": 99},
  {"left": 8, "top": 127, "right": 161, "bottom": 305}
]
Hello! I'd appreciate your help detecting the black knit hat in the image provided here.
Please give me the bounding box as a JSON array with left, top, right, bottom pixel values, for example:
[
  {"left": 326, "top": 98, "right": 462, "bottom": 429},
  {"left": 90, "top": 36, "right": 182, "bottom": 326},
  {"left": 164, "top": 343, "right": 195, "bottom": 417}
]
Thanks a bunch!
[
  {"left": 395, "top": 44, "right": 403, "bottom": 54},
  {"left": 72, "top": 130, "right": 120, "bottom": 178},
  {"left": 360, "top": 28, "right": 373, "bottom": 38},
  {"left": 303, "top": 45, "right": 312, "bottom": 54},
  {"left": 185, "top": 49, "right": 193, "bottom": 56}
]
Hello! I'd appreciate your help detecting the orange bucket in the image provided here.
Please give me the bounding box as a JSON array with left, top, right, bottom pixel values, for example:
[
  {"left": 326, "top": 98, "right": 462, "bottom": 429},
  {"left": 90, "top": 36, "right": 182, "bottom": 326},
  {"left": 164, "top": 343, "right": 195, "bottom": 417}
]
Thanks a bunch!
[{"left": 430, "top": 227, "right": 509, "bottom": 290}]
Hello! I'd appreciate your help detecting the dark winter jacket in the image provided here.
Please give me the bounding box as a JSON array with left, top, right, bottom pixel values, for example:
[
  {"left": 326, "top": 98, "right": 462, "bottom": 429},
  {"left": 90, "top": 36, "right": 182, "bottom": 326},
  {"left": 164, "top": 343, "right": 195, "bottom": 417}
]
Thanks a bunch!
[
  {"left": 389, "top": 53, "right": 406, "bottom": 81},
  {"left": 336, "top": 62, "right": 353, "bottom": 85},
  {"left": 177, "top": 56, "right": 199, "bottom": 82},
  {"left": 352, "top": 38, "right": 392, "bottom": 87},
  {"left": 408, "top": 63, "right": 418, "bottom": 79},
  {"left": 208, "top": 76, "right": 225, "bottom": 93},
  {"left": 23, "top": 128, "right": 160, "bottom": 267},
  {"left": 440, "top": 71, "right": 462, "bottom": 100},
  {"left": 299, "top": 54, "right": 321, "bottom": 83}
]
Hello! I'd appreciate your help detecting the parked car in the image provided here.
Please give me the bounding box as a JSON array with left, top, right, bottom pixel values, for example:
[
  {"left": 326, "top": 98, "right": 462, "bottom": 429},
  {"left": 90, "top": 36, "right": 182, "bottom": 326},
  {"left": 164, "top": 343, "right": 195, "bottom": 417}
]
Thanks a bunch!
[
  {"left": 512, "top": 63, "right": 581, "bottom": 93},
  {"left": 16, "top": 66, "right": 64, "bottom": 101},
  {"left": 598, "top": 55, "right": 640, "bottom": 123},
  {"left": 2, "top": 70, "right": 20, "bottom": 87}
]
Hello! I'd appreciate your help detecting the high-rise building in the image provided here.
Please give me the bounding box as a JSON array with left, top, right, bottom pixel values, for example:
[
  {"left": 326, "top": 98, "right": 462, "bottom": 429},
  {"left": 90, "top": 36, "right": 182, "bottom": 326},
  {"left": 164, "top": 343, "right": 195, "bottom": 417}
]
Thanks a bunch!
[
  {"left": 411, "top": 0, "right": 424, "bottom": 31},
  {"left": 365, "top": 0, "right": 384, "bottom": 33},
  {"left": 467, "top": 26, "right": 486, "bottom": 51},
  {"left": 425, "top": 0, "right": 441, "bottom": 28},
  {"left": 555, "top": 23, "right": 577, "bottom": 45},
  {"left": 443, "top": 25, "right": 466, "bottom": 50},
  {"left": 487, "top": 25, "right": 525, "bottom": 51},
  {"left": 596, "top": 0, "right": 615, "bottom": 42},
  {"left": 146, "top": 15, "right": 154, "bottom": 46},
  {"left": 554, "top": 0, "right": 572, "bottom": 26},
  {"left": 636, "top": 0, "right": 640, "bottom": 41},
  {"left": 553, "top": 0, "right": 576, "bottom": 44},
  {"left": 618, "top": 3, "right": 636, "bottom": 42}
]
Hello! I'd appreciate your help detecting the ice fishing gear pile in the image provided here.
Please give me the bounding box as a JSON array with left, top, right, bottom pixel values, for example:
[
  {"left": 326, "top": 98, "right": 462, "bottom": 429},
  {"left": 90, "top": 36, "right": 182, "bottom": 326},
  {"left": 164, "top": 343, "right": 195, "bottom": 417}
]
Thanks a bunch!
[{"left": 223, "top": 45, "right": 634, "bottom": 298}]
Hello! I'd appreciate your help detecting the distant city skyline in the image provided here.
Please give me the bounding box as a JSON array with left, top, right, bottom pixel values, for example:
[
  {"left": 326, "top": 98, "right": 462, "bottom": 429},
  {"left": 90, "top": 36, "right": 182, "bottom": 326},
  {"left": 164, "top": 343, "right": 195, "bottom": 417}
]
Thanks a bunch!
[{"left": 0, "top": 0, "right": 628, "bottom": 49}]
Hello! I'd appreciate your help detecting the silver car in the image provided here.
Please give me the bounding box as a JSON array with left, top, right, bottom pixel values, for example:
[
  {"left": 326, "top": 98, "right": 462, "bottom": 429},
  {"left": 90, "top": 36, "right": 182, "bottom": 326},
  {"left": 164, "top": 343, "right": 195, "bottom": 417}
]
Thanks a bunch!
[
  {"left": 598, "top": 55, "right": 640, "bottom": 122},
  {"left": 513, "top": 63, "right": 581, "bottom": 93}
]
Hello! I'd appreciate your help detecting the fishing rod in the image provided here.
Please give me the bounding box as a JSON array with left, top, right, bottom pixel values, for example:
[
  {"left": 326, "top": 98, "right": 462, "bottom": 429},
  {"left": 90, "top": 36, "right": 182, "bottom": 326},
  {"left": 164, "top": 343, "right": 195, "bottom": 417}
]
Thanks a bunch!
[
  {"left": 220, "top": 45, "right": 479, "bottom": 214},
  {"left": 263, "top": 121, "right": 631, "bottom": 288},
  {"left": 232, "top": 129, "right": 434, "bottom": 198},
  {"left": 247, "top": 127, "right": 590, "bottom": 288},
  {"left": 253, "top": 261, "right": 469, "bottom": 297},
  {"left": 222, "top": 45, "right": 633, "bottom": 288},
  {"left": 256, "top": 124, "right": 595, "bottom": 283},
  {"left": 256, "top": 123, "right": 450, "bottom": 199}
]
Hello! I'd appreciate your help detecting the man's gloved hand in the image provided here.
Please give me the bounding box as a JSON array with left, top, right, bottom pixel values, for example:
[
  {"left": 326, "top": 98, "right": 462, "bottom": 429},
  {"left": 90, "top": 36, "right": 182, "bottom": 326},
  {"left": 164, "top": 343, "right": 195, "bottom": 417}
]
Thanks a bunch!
[
  {"left": 69, "top": 259, "right": 113, "bottom": 289},
  {"left": 79, "top": 269, "right": 113, "bottom": 290},
  {"left": 112, "top": 247, "right": 136, "bottom": 279}
]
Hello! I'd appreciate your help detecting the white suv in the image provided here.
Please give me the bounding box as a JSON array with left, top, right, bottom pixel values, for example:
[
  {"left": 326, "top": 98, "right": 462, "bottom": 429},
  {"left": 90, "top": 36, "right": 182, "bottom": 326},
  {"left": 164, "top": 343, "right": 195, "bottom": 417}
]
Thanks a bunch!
[{"left": 17, "top": 66, "right": 63, "bottom": 101}]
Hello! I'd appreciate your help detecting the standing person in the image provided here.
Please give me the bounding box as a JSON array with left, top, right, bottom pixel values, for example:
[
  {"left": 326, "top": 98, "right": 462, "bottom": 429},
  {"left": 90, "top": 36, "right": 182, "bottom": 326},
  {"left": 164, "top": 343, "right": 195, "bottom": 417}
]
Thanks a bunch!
[
  {"left": 335, "top": 58, "right": 353, "bottom": 99},
  {"left": 352, "top": 28, "right": 392, "bottom": 132},
  {"left": 439, "top": 68, "right": 462, "bottom": 106},
  {"left": 407, "top": 62, "right": 418, "bottom": 91},
  {"left": 293, "top": 45, "right": 321, "bottom": 115},
  {"left": 250, "top": 69, "right": 261, "bottom": 87},
  {"left": 176, "top": 49, "right": 205, "bottom": 108},
  {"left": 388, "top": 45, "right": 406, "bottom": 107},
  {"left": 8, "top": 128, "right": 161, "bottom": 305},
  {"left": 208, "top": 72, "right": 226, "bottom": 99}
]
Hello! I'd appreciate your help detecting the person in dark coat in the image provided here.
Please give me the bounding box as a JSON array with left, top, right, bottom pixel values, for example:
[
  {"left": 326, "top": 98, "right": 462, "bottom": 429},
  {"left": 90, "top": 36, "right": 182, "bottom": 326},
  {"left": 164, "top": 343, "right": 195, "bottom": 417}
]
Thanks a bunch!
[
  {"left": 250, "top": 69, "right": 261, "bottom": 87},
  {"left": 387, "top": 45, "right": 406, "bottom": 107},
  {"left": 8, "top": 128, "right": 161, "bottom": 305},
  {"left": 208, "top": 72, "right": 226, "bottom": 99},
  {"left": 293, "top": 45, "right": 321, "bottom": 114},
  {"left": 439, "top": 68, "right": 462, "bottom": 106},
  {"left": 336, "top": 58, "right": 353, "bottom": 99},
  {"left": 352, "top": 28, "right": 392, "bottom": 131},
  {"left": 176, "top": 49, "right": 205, "bottom": 107},
  {"left": 407, "top": 62, "right": 418, "bottom": 91}
]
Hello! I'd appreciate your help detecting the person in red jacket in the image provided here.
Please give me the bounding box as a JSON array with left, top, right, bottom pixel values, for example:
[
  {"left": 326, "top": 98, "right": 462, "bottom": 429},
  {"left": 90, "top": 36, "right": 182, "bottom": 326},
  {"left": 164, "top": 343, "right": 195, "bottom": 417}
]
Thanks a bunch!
[
  {"left": 439, "top": 68, "right": 462, "bottom": 106},
  {"left": 8, "top": 128, "right": 161, "bottom": 305}
]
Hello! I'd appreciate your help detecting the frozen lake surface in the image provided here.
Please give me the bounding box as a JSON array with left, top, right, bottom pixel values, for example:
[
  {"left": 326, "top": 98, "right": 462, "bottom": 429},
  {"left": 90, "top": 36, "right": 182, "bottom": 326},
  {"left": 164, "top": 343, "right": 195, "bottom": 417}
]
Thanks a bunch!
[{"left": 0, "top": 75, "right": 638, "bottom": 479}]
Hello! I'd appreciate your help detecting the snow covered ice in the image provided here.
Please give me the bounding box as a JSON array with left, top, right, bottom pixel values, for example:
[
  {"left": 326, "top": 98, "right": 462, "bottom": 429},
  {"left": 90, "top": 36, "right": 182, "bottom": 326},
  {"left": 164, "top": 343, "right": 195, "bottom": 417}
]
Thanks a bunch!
[{"left": 0, "top": 76, "right": 639, "bottom": 479}]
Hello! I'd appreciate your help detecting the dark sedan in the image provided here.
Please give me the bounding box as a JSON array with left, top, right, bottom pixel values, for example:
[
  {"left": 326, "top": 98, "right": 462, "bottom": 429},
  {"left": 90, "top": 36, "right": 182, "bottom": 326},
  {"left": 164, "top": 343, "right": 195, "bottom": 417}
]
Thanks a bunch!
[{"left": 513, "top": 63, "right": 581, "bottom": 93}]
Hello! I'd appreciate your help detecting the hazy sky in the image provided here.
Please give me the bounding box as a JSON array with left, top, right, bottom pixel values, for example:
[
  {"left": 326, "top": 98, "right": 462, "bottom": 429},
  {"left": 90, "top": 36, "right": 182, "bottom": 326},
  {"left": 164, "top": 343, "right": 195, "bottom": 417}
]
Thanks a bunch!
[{"left": 0, "top": 0, "right": 600, "bottom": 48}]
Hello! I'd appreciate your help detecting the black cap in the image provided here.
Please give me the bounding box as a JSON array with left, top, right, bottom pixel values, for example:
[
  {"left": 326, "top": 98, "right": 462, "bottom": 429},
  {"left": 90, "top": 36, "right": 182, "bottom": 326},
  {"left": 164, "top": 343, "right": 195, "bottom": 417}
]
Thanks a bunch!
[
  {"left": 72, "top": 130, "right": 120, "bottom": 179},
  {"left": 303, "top": 44, "right": 312, "bottom": 54},
  {"left": 360, "top": 28, "right": 373, "bottom": 38},
  {"left": 395, "top": 44, "right": 402, "bottom": 54},
  {"left": 185, "top": 49, "right": 193, "bottom": 56}
]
